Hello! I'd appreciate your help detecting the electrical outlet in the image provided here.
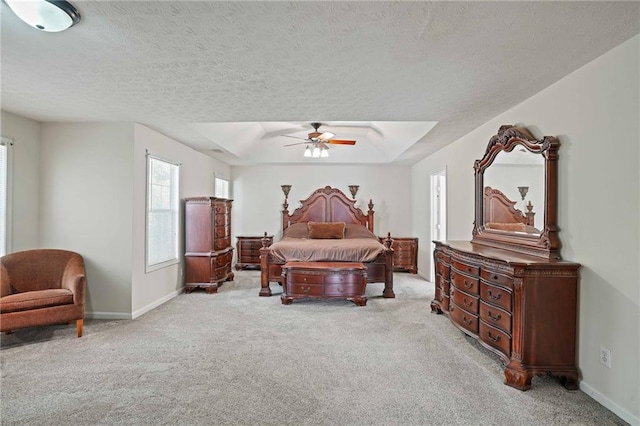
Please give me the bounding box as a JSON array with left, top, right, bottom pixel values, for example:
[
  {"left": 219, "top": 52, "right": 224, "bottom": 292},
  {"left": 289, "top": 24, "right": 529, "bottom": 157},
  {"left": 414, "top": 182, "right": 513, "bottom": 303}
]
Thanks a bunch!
[{"left": 600, "top": 346, "right": 611, "bottom": 368}]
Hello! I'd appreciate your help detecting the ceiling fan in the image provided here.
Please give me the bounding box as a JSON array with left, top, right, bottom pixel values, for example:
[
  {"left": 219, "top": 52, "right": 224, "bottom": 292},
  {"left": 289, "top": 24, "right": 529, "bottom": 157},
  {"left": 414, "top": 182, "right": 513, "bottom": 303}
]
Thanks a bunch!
[{"left": 283, "top": 122, "right": 356, "bottom": 157}]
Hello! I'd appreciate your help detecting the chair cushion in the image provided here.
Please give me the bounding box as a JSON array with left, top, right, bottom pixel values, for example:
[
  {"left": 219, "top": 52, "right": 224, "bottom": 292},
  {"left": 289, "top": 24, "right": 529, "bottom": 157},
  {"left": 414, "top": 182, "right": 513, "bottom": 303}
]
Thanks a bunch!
[{"left": 0, "top": 289, "right": 74, "bottom": 314}]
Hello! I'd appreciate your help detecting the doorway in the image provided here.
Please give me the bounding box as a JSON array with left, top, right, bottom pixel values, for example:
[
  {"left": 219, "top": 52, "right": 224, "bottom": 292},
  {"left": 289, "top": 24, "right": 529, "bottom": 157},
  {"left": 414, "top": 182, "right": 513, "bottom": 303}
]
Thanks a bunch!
[{"left": 430, "top": 169, "right": 447, "bottom": 283}]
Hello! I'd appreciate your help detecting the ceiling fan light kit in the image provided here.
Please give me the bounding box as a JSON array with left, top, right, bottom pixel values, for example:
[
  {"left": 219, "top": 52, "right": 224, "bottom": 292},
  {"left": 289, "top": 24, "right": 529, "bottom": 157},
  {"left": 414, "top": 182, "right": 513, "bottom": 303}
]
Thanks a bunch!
[
  {"left": 283, "top": 122, "right": 355, "bottom": 158},
  {"left": 4, "top": 0, "right": 81, "bottom": 32}
]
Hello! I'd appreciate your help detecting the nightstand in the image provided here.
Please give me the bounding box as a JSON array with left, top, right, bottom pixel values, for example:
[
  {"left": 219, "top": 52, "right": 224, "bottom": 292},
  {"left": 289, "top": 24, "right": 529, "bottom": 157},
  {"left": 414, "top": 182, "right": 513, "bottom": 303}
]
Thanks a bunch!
[{"left": 235, "top": 235, "right": 273, "bottom": 270}]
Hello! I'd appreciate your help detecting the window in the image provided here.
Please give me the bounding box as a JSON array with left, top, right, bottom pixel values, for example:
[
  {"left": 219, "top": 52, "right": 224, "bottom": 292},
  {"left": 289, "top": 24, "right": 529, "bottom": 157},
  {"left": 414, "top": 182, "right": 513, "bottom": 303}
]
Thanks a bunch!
[
  {"left": 0, "top": 138, "right": 12, "bottom": 257},
  {"left": 215, "top": 176, "right": 230, "bottom": 199},
  {"left": 146, "top": 155, "right": 180, "bottom": 271}
]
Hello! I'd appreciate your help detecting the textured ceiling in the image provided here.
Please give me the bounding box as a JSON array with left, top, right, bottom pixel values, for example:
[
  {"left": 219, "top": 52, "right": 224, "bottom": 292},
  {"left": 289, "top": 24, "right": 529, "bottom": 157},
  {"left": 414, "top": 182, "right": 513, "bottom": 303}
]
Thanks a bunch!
[{"left": 1, "top": 1, "right": 638, "bottom": 165}]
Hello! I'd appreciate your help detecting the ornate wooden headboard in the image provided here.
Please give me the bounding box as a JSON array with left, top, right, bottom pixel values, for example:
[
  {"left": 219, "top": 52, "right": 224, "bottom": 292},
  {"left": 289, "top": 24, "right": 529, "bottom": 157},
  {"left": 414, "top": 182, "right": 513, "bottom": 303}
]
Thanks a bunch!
[
  {"left": 484, "top": 186, "right": 534, "bottom": 227},
  {"left": 282, "top": 186, "right": 375, "bottom": 232}
]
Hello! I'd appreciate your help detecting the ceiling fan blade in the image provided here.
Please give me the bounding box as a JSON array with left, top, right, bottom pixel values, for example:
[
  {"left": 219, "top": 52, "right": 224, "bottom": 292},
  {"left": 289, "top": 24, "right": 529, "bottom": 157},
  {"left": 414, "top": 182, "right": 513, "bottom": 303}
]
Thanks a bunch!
[
  {"left": 317, "top": 131, "right": 336, "bottom": 141},
  {"left": 328, "top": 139, "right": 356, "bottom": 145},
  {"left": 282, "top": 134, "right": 308, "bottom": 141},
  {"left": 283, "top": 142, "right": 307, "bottom": 147}
]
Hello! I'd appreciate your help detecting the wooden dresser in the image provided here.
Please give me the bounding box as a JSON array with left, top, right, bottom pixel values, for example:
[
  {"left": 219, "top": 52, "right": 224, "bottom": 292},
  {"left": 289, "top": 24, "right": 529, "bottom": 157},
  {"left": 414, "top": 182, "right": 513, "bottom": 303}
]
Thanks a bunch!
[
  {"left": 184, "top": 197, "right": 234, "bottom": 293},
  {"left": 432, "top": 242, "right": 580, "bottom": 390},
  {"left": 381, "top": 237, "right": 418, "bottom": 273},
  {"left": 235, "top": 235, "right": 273, "bottom": 270}
]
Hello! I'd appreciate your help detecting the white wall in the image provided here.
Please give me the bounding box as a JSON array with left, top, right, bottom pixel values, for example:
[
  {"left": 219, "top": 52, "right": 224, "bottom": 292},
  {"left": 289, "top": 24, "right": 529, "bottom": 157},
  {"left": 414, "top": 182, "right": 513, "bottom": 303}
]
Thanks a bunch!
[
  {"left": 231, "top": 165, "right": 412, "bottom": 241},
  {"left": 131, "top": 124, "right": 230, "bottom": 317},
  {"left": 412, "top": 35, "right": 640, "bottom": 424},
  {"left": 0, "top": 111, "right": 41, "bottom": 251},
  {"left": 40, "top": 123, "right": 135, "bottom": 317}
]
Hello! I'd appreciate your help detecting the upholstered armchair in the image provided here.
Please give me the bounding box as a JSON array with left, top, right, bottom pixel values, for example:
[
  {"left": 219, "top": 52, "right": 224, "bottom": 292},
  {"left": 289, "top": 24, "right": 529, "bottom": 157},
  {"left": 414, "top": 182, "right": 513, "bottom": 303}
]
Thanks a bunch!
[{"left": 0, "top": 249, "right": 86, "bottom": 337}]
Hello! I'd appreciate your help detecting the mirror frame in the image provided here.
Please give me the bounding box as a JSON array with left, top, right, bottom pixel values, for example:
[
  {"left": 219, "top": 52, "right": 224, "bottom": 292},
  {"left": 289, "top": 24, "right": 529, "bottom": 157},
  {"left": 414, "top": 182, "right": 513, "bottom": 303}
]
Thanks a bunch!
[{"left": 471, "top": 125, "right": 561, "bottom": 259}]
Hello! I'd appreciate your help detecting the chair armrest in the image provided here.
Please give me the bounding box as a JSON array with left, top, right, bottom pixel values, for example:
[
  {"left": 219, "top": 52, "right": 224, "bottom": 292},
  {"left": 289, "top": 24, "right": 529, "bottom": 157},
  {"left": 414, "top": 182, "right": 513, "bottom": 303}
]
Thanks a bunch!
[
  {"left": 61, "top": 256, "right": 86, "bottom": 306},
  {"left": 1, "top": 263, "right": 10, "bottom": 297}
]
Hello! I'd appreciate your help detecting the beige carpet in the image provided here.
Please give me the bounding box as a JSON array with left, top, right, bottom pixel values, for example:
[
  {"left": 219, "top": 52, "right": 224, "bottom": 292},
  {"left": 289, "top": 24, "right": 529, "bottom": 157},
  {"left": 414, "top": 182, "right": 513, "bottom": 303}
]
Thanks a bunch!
[{"left": 0, "top": 271, "right": 627, "bottom": 425}]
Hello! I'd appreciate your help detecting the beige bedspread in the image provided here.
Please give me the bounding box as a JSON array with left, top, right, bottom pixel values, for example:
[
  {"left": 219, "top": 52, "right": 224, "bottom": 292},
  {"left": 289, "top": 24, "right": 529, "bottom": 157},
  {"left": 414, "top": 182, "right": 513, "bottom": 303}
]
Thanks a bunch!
[{"left": 269, "top": 237, "right": 385, "bottom": 263}]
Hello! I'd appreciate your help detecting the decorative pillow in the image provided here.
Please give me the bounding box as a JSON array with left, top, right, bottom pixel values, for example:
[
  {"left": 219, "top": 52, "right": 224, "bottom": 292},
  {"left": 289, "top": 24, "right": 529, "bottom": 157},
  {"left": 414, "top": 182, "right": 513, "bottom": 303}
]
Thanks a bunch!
[
  {"left": 283, "top": 223, "right": 309, "bottom": 238},
  {"left": 307, "top": 222, "right": 346, "bottom": 239},
  {"left": 344, "top": 223, "right": 376, "bottom": 240},
  {"left": 486, "top": 222, "right": 526, "bottom": 232}
]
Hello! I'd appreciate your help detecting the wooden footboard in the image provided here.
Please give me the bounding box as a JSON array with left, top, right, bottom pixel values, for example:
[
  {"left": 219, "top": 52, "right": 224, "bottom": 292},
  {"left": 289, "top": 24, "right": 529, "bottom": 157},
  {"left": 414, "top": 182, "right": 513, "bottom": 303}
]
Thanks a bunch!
[{"left": 259, "top": 238, "right": 395, "bottom": 298}]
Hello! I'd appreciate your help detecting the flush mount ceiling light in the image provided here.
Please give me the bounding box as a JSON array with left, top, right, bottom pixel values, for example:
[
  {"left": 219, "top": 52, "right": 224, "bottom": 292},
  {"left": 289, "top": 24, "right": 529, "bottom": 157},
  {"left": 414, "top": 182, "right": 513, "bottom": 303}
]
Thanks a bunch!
[{"left": 4, "top": 0, "right": 81, "bottom": 32}]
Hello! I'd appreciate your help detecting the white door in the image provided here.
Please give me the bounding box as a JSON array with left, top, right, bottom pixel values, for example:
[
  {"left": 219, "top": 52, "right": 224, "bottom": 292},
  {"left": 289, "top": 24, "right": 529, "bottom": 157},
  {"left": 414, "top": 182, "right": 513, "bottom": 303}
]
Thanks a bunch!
[{"left": 430, "top": 170, "right": 447, "bottom": 282}]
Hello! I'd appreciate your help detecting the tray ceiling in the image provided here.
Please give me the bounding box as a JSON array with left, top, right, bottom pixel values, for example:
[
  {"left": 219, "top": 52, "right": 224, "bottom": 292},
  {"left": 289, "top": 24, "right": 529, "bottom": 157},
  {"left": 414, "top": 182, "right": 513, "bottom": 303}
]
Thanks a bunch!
[{"left": 1, "top": 1, "right": 638, "bottom": 165}]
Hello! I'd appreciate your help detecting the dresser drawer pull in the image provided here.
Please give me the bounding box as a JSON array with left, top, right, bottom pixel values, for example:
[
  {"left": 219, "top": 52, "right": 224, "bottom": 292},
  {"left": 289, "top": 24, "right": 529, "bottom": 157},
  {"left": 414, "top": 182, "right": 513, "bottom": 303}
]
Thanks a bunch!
[
  {"left": 463, "top": 280, "right": 473, "bottom": 289},
  {"left": 486, "top": 331, "right": 501, "bottom": 342},
  {"left": 487, "top": 290, "right": 502, "bottom": 300},
  {"left": 463, "top": 297, "right": 473, "bottom": 308},
  {"left": 487, "top": 311, "right": 502, "bottom": 322},
  {"left": 302, "top": 286, "right": 311, "bottom": 293},
  {"left": 462, "top": 315, "right": 473, "bottom": 326},
  {"left": 466, "top": 267, "right": 473, "bottom": 273},
  {"left": 493, "top": 275, "right": 499, "bottom": 280}
]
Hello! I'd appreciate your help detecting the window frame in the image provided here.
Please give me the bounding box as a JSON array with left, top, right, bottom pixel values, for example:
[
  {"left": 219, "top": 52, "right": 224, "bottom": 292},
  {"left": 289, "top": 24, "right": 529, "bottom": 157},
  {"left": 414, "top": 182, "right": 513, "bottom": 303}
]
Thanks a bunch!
[
  {"left": 214, "top": 175, "right": 230, "bottom": 199},
  {"left": 0, "top": 137, "right": 13, "bottom": 257},
  {"left": 145, "top": 154, "right": 180, "bottom": 273}
]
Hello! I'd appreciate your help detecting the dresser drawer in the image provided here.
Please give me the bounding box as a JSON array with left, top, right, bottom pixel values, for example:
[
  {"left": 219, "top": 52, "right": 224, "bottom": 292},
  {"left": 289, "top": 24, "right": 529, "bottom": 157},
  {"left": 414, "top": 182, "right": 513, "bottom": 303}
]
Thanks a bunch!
[
  {"left": 214, "top": 237, "right": 231, "bottom": 251},
  {"left": 480, "top": 281, "right": 512, "bottom": 312},
  {"left": 436, "top": 261, "right": 449, "bottom": 279},
  {"left": 479, "top": 300, "right": 511, "bottom": 334},
  {"left": 450, "top": 287, "right": 479, "bottom": 314},
  {"left": 479, "top": 321, "right": 511, "bottom": 359},
  {"left": 215, "top": 213, "right": 230, "bottom": 226},
  {"left": 214, "top": 225, "right": 230, "bottom": 238},
  {"left": 451, "top": 269, "right": 479, "bottom": 295},
  {"left": 324, "top": 282, "right": 366, "bottom": 297},
  {"left": 449, "top": 302, "right": 478, "bottom": 334},
  {"left": 213, "top": 203, "right": 231, "bottom": 214},
  {"left": 286, "top": 283, "right": 324, "bottom": 296},
  {"left": 451, "top": 258, "right": 480, "bottom": 276},
  {"left": 287, "top": 272, "right": 325, "bottom": 285},
  {"left": 481, "top": 269, "right": 513, "bottom": 289},
  {"left": 214, "top": 252, "right": 232, "bottom": 267},
  {"left": 214, "top": 265, "right": 230, "bottom": 280}
]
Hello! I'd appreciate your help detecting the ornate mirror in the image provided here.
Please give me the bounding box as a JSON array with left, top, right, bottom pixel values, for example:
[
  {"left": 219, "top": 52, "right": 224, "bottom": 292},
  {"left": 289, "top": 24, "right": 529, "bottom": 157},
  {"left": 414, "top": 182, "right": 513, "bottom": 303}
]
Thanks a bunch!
[{"left": 471, "top": 125, "right": 561, "bottom": 259}]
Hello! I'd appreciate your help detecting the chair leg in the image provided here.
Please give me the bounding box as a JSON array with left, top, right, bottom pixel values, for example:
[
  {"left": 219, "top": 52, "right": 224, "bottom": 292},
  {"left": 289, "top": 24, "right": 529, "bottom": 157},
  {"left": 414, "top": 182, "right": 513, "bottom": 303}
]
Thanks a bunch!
[{"left": 76, "top": 319, "right": 83, "bottom": 338}]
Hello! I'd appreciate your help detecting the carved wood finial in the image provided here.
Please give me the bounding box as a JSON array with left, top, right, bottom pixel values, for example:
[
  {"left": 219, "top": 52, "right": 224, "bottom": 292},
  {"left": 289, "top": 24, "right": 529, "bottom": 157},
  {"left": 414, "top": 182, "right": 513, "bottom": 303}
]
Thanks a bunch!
[
  {"left": 383, "top": 232, "right": 394, "bottom": 249},
  {"left": 261, "top": 231, "right": 270, "bottom": 248}
]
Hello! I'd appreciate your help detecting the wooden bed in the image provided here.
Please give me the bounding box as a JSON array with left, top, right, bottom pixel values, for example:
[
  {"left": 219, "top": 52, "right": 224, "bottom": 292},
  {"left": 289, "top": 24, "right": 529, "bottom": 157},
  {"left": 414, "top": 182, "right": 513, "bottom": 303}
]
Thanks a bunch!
[
  {"left": 483, "top": 186, "right": 538, "bottom": 233},
  {"left": 258, "top": 186, "right": 395, "bottom": 298}
]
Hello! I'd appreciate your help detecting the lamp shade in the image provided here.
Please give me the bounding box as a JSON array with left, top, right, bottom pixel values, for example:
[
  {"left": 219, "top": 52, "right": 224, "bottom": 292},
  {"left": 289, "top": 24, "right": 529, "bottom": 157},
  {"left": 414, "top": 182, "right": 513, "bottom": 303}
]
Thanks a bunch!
[{"left": 4, "top": 0, "right": 81, "bottom": 32}]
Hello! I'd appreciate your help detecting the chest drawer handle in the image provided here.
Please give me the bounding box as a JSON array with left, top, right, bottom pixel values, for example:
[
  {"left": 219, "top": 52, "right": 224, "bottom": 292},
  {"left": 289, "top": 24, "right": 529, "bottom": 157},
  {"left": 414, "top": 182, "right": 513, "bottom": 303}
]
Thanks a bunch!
[
  {"left": 487, "top": 290, "right": 502, "bottom": 300},
  {"left": 467, "top": 267, "right": 473, "bottom": 273},
  {"left": 463, "top": 297, "right": 473, "bottom": 307},
  {"left": 486, "top": 331, "right": 501, "bottom": 343},
  {"left": 493, "top": 275, "right": 499, "bottom": 280},
  {"left": 487, "top": 311, "right": 502, "bottom": 322},
  {"left": 302, "top": 286, "right": 311, "bottom": 293},
  {"left": 463, "top": 280, "right": 473, "bottom": 289},
  {"left": 462, "top": 315, "right": 473, "bottom": 326}
]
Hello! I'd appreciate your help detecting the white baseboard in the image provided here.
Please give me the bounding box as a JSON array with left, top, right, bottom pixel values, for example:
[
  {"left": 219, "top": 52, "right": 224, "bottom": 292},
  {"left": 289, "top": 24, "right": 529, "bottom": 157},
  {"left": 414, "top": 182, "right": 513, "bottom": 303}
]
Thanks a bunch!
[
  {"left": 580, "top": 381, "right": 639, "bottom": 426},
  {"left": 85, "top": 311, "right": 132, "bottom": 320},
  {"left": 131, "top": 288, "right": 184, "bottom": 319},
  {"left": 86, "top": 288, "right": 184, "bottom": 321}
]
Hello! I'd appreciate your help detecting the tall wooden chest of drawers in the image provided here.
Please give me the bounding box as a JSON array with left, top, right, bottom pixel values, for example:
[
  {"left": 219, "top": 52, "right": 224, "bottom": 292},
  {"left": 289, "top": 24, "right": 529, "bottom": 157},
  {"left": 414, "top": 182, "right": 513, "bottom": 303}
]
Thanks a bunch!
[
  {"left": 431, "top": 241, "right": 580, "bottom": 390},
  {"left": 235, "top": 235, "right": 273, "bottom": 270},
  {"left": 184, "top": 197, "right": 234, "bottom": 293},
  {"left": 380, "top": 236, "right": 418, "bottom": 273}
]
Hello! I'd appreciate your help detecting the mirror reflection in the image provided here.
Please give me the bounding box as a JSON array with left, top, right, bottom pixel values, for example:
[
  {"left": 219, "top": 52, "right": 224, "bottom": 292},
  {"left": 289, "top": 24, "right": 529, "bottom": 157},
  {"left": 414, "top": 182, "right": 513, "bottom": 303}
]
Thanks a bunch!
[{"left": 483, "top": 148, "right": 544, "bottom": 234}]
